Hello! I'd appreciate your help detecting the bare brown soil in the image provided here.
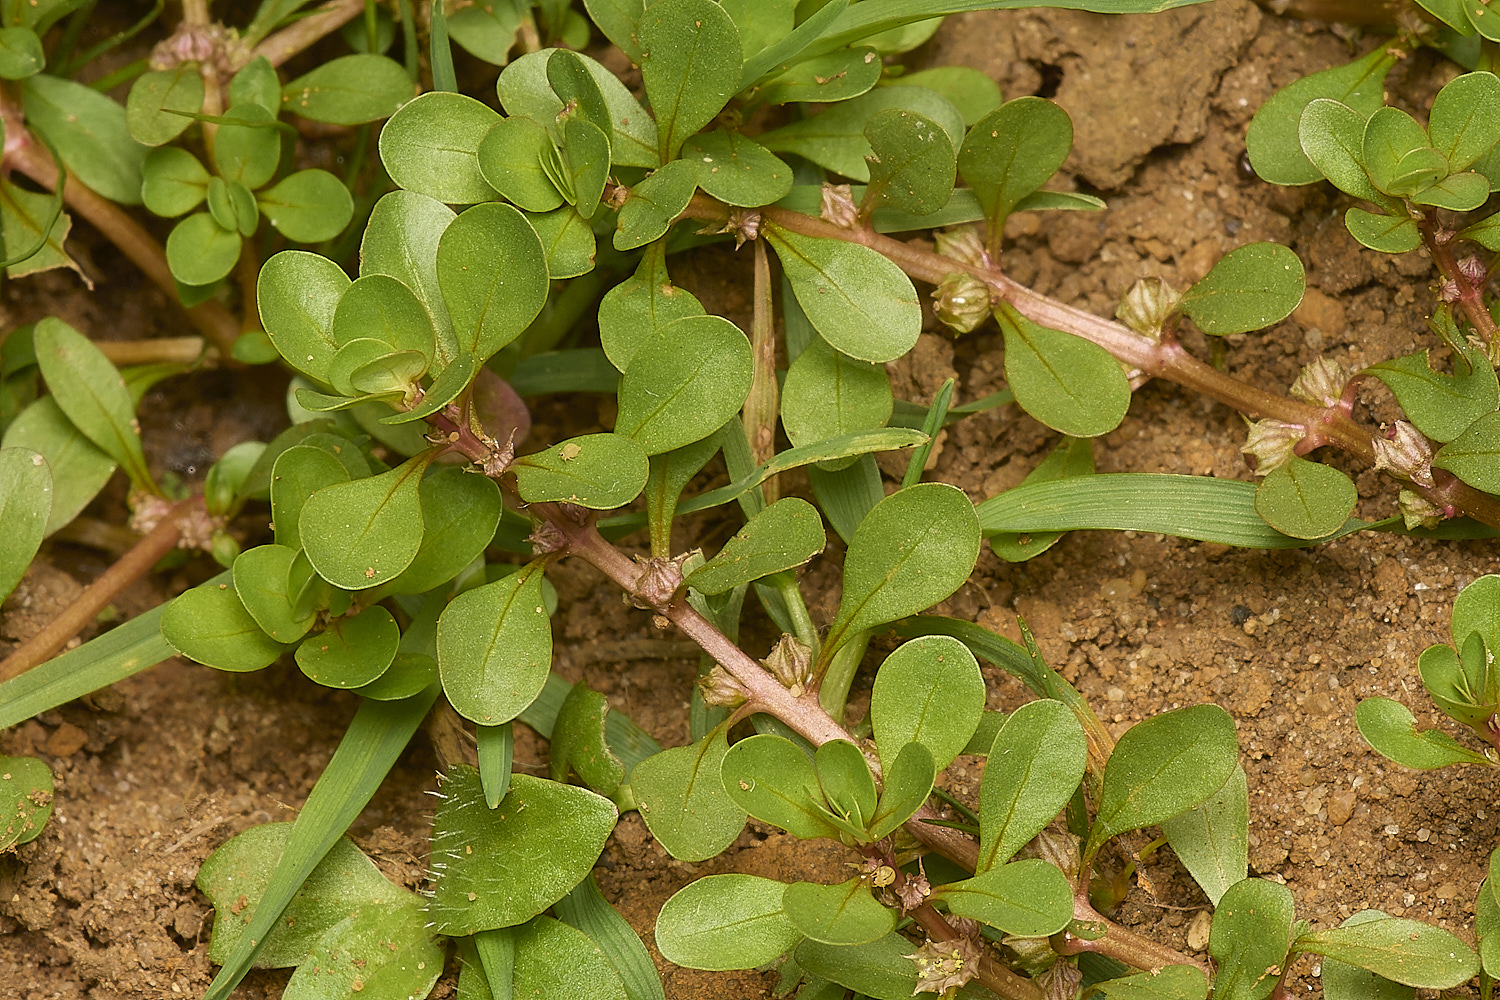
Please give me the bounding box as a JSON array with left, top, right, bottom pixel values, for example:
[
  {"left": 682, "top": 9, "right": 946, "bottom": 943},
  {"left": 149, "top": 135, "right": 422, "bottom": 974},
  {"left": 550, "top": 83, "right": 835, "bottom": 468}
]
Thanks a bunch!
[{"left": 5, "top": 4, "right": 1499, "bottom": 998}]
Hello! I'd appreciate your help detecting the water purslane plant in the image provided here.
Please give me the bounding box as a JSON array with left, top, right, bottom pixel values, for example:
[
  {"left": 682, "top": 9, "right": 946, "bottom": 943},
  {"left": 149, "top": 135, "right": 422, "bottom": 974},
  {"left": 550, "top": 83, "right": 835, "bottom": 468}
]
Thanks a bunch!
[{"left": 4, "top": 0, "right": 1500, "bottom": 997}]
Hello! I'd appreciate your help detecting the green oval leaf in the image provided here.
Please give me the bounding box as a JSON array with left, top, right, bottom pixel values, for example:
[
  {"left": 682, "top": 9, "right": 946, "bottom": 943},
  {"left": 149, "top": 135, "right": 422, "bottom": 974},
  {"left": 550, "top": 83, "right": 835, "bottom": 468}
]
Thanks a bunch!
[
  {"left": 233, "top": 543, "right": 317, "bottom": 643},
  {"left": 270, "top": 443, "right": 351, "bottom": 551},
  {"left": 1180, "top": 242, "right": 1305, "bottom": 336},
  {"left": 1452, "top": 574, "right": 1500, "bottom": 652},
  {"left": 933, "top": 858, "right": 1072, "bottom": 937},
  {"left": 380, "top": 91, "right": 502, "bottom": 204},
  {"left": 1344, "top": 207, "right": 1422, "bottom": 254},
  {"left": 437, "top": 201, "right": 549, "bottom": 362},
  {"left": 478, "top": 116, "right": 566, "bottom": 212},
  {"left": 295, "top": 605, "right": 400, "bottom": 688},
  {"left": 754, "top": 46, "right": 882, "bottom": 107},
  {"left": 24, "top": 74, "right": 147, "bottom": 205},
  {"left": 526, "top": 205, "right": 597, "bottom": 278},
  {"left": 33, "top": 317, "right": 151, "bottom": 488},
  {"left": 638, "top": 0, "right": 741, "bottom": 161},
  {"left": 560, "top": 117, "right": 611, "bottom": 218},
  {"left": 1430, "top": 72, "right": 1500, "bottom": 171},
  {"left": 995, "top": 302, "right": 1130, "bottom": 437},
  {"left": 1159, "top": 765, "right": 1249, "bottom": 907},
  {"left": 1254, "top": 456, "right": 1356, "bottom": 540},
  {"left": 1246, "top": 46, "right": 1396, "bottom": 186},
  {"left": 161, "top": 580, "right": 288, "bottom": 672},
  {"left": 617, "top": 314, "right": 753, "bottom": 456},
  {"left": 0, "top": 755, "right": 52, "bottom": 850},
  {"left": 513, "top": 916, "right": 628, "bottom": 1000},
  {"left": 976, "top": 698, "right": 1086, "bottom": 872},
  {"left": 382, "top": 466, "right": 501, "bottom": 595},
  {"left": 259, "top": 249, "right": 350, "bottom": 381},
  {"left": 782, "top": 878, "right": 894, "bottom": 946},
  {"left": 814, "top": 738, "right": 876, "bottom": 832},
  {"left": 299, "top": 454, "right": 430, "bottom": 590},
  {"left": 1362, "top": 106, "right": 1439, "bottom": 197},
  {"left": 795, "top": 932, "right": 925, "bottom": 1000},
  {"left": 598, "top": 243, "right": 704, "bottom": 369},
  {"left": 0, "top": 446, "right": 50, "bottom": 604},
  {"left": 282, "top": 895, "right": 443, "bottom": 999},
  {"left": 259, "top": 169, "right": 354, "bottom": 243},
  {"left": 212, "top": 103, "right": 281, "bottom": 189},
  {"left": 1366, "top": 342, "right": 1498, "bottom": 444},
  {"left": 866, "top": 740, "right": 934, "bottom": 841},
  {"left": 332, "top": 273, "right": 436, "bottom": 363},
  {"left": 1209, "top": 878, "right": 1296, "bottom": 1000},
  {"left": 721, "top": 732, "right": 838, "bottom": 839},
  {"left": 550, "top": 682, "right": 625, "bottom": 795},
  {"left": 1434, "top": 410, "right": 1500, "bottom": 493},
  {"left": 766, "top": 225, "right": 920, "bottom": 364},
  {"left": 686, "top": 497, "right": 826, "bottom": 596},
  {"left": 199, "top": 822, "right": 410, "bottom": 968},
  {"left": 825, "top": 483, "right": 980, "bottom": 659},
  {"left": 1092, "top": 703, "right": 1239, "bottom": 846},
  {"left": 427, "top": 767, "right": 617, "bottom": 935},
  {"left": 512, "top": 433, "right": 649, "bottom": 509},
  {"left": 282, "top": 53, "right": 411, "bottom": 125},
  {"left": 683, "top": 129, "right": 792, "bottom": 208},
  {"left": 957, "top": 96, "right": 1071, "bottom": 230},
  {"left": 869, "top": 635, "right": 983, "bottom": 775},
  {"left": 781, "top": 337, "right": 893, "bottom": 452},
  {"left": 1354, "top": 696, "right": 1493, "bottom": 769},
  {"left": 633, "top": 730, "right": 746, "bottom": 862},
  {"left": 436, "top": 562, "right": 552, "bottom": 725},
  {"left": 0, "top": 27, "right": 43, "bottom": 81},
  {"left": 126, "top": 66, "right": 205, "bottom": 146},
  {"left": 861, "top": 106, "right": 957, "bottom": 217},
  {"left": 1298, "top": 98, "right": 1388, "bottom": 205},
  {"left": 656, "top": 874, "right": 800, "bottom": 971},
  {"left": 1320, "top": 911, "right": 1418, "bottom": 1000},
  {"left": 166, "top": 212, "right": 241, "bottom": 288},
  {"left": 141, "top": 146, "right": 210, "bottom": 217},
  {"left": 361, "top": 191, "right": 458, "bottom": 366},
  {"left": 613, "top": 159, "right": 699, "bottom": 251},
  {"left": 1, "top": 396, "right": 113, "bottom": 536}
]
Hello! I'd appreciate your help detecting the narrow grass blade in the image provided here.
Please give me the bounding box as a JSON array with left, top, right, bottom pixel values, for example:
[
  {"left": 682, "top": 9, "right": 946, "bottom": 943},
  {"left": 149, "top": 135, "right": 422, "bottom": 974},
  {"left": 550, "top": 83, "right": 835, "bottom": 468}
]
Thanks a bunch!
[
  {"left": 477, "top": 721, "right": 513, "bottom": 809},
  {"left": 977, "top": 473, "right": 1366, "bottom": 547},
  {"left": 902, "top": 378, "right": 953, "bottom": 487},
  {"left": 555, "top": 873, "right": 667, "bottom": 1000},
  {"left": 202, "top": 684, "right": 440, "bottom": 1000}
]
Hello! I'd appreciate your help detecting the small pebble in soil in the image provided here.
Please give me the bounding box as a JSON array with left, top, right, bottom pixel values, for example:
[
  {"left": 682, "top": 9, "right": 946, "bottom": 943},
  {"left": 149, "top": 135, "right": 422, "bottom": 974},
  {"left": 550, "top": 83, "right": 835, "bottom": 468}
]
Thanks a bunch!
[{"left": 1186, "top": 910, "right": 1212, "bottom": 952}]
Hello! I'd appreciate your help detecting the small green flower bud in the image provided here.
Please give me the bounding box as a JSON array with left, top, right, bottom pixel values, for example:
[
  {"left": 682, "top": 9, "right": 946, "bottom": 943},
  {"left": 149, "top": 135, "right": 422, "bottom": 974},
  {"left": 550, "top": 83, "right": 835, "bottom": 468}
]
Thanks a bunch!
[
  {"left": 1372, "top": 421, "right": 1434, "bottom": 487},
  {"left": 933, "top": 227, "right": 989, "bottom": 269},
  {"left": 1241, "top": 418, "right": 1304, "bottom": 475},
  {"left": 210, "top": 530, "right": 241, "bottom": 569},
  {"left": 932, "top": 272, "right": 992, "bottom": 334},
  {"left": 1289, "top": 356, "right": 1349, "bottom": 408},
  {"left": 1399, "top": 489, "right": 1444, "bottom": 530},
  {"left": 1115, "top": 276, "right": 1181, "bottom": 340}
]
